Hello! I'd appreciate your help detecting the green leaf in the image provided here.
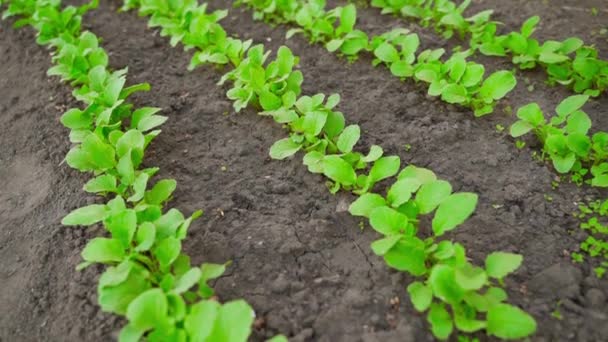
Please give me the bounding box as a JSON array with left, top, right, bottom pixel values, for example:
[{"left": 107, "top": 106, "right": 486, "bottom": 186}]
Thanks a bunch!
[
  {"left": 567, "top": 132, "right": 591, "bottom": 156},
  {"left": 427, "top": 303, "right": 453, "bottom": 340},
  {"left": 455, "top": 264, "right": 487, "bottom": 290},
  {"left": 565, "top": 110, "right": 592, "bottom": 134},
  {"left": 407, "top": 281, "right": 433, "bottom": 312},
  {"left": 415, "top": 180, "right": 452, "bottom": 214},
  {"left": 117, "top": 152, "right": 135, "bottom": 185},
  {"left": 153, "top": 237, "right": 181, "bottom": 270},
  {"left": 384, "top": 238, "right": 427, "bottom": 275},
  {"left": 134, "top": 222, "right": 156, "bottom": 252},
  {"left": 374, "top": 42, "right": 400, "bottom": 63},
  {"left": 487, "top": 304, "right": 537, "bottom": 339},
  {"left": 510, "top": 120, "right": 534, "bottom": 138},
  {"left": 144, "top": 179, "right": 177, "bottom": 205},
  {"left": 339, "top": 4, "right": 357, "bottom": 33},
  {"left": 84, "top": 174, "right": 117, "bottom": 193},
  {"left": 521, "top": 16, "right": 540, "bottom": 37},
  {"left": 479, "top": 71, "right": 517, "bottom": 100},
  {"left": 128, "top": 173, "right": 149, "bottom": 203},
  {"left": 368, "top": 156, "right": 400, "bottom": 184},
  {"left": 118, "top": 324, "right": 145, "bottom": 342},
  {"left": 106, "top": 209, "right": 137, "bottom": 248},
  {"left": 98, "top": 262, "right": 151, "bottom": 315},
  {"left": 323, "top": 156, "right": 357, "bottom": 185},
  {"left": 429, "top": 265, "right": 464, "bottom": 304},
  {"left": 361, "top": 145, "right": 383, "bottom": 163},
  {"left": 269, "top": 138, "right": 301, "bottom": 160},
  {"left": 349, "top": 193, "right": 386, "bottom": 218},
  {"left": 390, "top": 60, "right": 414, "bottom": 77},
  {"left": 387, "top": 178, "right": 421, "bottom": 208},
  {"left": 552, "top": 152, "right": 576, "bottom": 173},
  {"left": 155, "top": 208, "right": 185, "bottom": 239},
  {"left": 369, "top": 206, "right": 408, "bottom": 235},
  {"left": 556, "top": 95, "right": 589, "bottom": 116},
  {"left": 337, "top": 125, "right": 360, "bottom": 153},
  {"left": 516, "top": 102, "right": 545, "bottom": 126},
  {"left": 538, "top": 51, "right": 569, "bottom": 64},
  {"left": 199, "top": 263, "right": 227, "bottom": 299},
  {"left": 485, "top": 252, "right": 523, "bottom": 279},
  {"left": 432, "top": 193, "right": 478, "bottom": 236},
  {"left": 62, "top": 204, "right": 108, "bottom": 226},
  {"left": 82, "top": 238, "right": 126, "bottom": 263},
  {"left": 116, "top": 130, "right": 144, "bottom": 158},
  {"left": 185, "top": 300, "right": 218, "bottom": 341},
  {"left": 173, "top": 268, "right": 201, "bottom": 294},
  {"left": 326, "top": 39, "right": 343, "bottom": 52},
  {"left": 206, "top": 300, "right": 254, "bottom": 341},
  {"left": 259, "top": 89, "right": 282, "bottom": 111},
  {"left": 441, "top": 84, "right": 467, "bottom": 104},
  {"left": 398, "top": 165, "right": 437, "bottom": 184},
  {"left": 370, "top": 235, "right": 401, "bottom": 256},
  {"left": 126, "top": 289, "right": 168, "bottom": 331}
]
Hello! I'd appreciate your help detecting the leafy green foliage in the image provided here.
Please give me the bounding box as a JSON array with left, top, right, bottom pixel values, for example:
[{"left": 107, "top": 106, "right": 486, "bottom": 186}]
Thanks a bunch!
[
  {"left": 572, "top": 201, "right": 608, "bottom": 279},
  {"left": 2, "top": 0, "right": 258, "bottom": 340},
  {"left": 510, "top": 96, "right": 608, "bottom": 187},
  {"left": 27, "top": 0, "right": 533, "bottom": 341},
  {"left": 371, "top": 0, "right": 608, "bottom": 96},
  {"left": 237, "top": 0, "right": 516, "bottom": 115}
]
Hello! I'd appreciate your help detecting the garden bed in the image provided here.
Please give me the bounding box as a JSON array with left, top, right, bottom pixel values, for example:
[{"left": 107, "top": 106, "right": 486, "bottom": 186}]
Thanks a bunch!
[{"left": 0, "top": 0, "right": 607, "bottom": 340}]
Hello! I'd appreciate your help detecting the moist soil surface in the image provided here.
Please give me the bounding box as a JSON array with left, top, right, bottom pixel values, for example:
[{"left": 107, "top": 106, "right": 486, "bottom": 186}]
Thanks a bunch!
[{"left": 1, "top": 0, "right": 607, "bottom": 341}]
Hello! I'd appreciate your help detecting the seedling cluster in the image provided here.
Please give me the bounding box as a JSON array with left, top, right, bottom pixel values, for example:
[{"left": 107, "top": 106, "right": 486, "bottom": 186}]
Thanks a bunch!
[
  {"left": 235, "top": 0, "right": 517, "bottom": 117},
  {"left": 510, "top": 95, "right": 608, "bottom": 187},
  {"left": 573, "top": 200, "right": 608, "bottom": 278},
  {"left": 2, "top": 0, "right": 259, "bottom": 341},
  {"left": 369, "top": 0, "right": 608, "bottom": 96},
  {"left": 117, "top": 0, "right": 537, "bottom": 340},
  {"left": 7, "top": 0, "right": 606, "bottom": 340}
]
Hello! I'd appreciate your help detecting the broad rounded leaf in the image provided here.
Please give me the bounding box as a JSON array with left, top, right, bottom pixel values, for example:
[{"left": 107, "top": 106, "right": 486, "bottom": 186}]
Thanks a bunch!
[
  {"left": 387, "top": 178, "right": 421, "bottom": 208},
  {"left": 487, "top": 304, "right": 537, "bottom": 339},
  {"left": 173, "top": 268, "right": 202, "bottom": 294},
  {"left": 454, "top": 264, "right": 487, "bottom": 290},
  {"left": 269, "top": 138, "right": 301, "bottom": 160},
  {"left": 206, "top": 300, "right": 254, "bottom": 342},
  {"left": 337, "top": 125, "right": 360, "bottom": 153},
  {"left": 415, "top": 180, "right": 452, "bottom": 214},
  {"left": 82, "top": 237, "right": 126, "bottom": 263},
  {"left": 516, "top": 102, "right": 544, "bottom": 126},
  {"left": 383, "top": 238, "right": 427, "bottom": 276},
  {"left": 556, "top": 95, "right": 589, "bottom": 117},
  {"left": 323, "top": 156, "right": 357, "bottom": 185},
  {"left": 479, "top": 71, "right": 517, "bottom": 100},
  {"left": 407, "top": 281, "right": 433, "bottom": 312},
  {"left": 429, "top": 265, "right": 465, "bottom": 304},
  {"left": 369, "top": 206, "right": 408, "bottom": 235},
  {"left": 432, "top": 193, "right": 478, "bottom": 236},
  {"left": 62, "top": 204, "right": 108, "bottom": 226},
  {"left": 485, "top": 252, "right": 523, "bottom": 279},
  {"left": 374, "top": 42, "right": 400, "bottom": 63},
  {"left": 370, "top": 235, "right": 401, "bottom": 256},
  {"left": 427, "top": 303, "right": 453, "bottom": 340},
  {"left": 144, "top": 179, "right": 177, "bottom": 205},
  {"left": 126, "top": 289, "right": 168, "bottom": 331},
  {"left": 510, "top": 120, "right": 533, "bottom": 138},
  {"left": 349, "top": 193, "right": 386, "bottom": 218}
]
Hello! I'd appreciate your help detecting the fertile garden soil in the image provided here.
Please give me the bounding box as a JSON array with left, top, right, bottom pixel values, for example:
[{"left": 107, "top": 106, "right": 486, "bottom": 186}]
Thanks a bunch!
[{"left": 1, "top": 0, "right": 607, "bottom": 341}]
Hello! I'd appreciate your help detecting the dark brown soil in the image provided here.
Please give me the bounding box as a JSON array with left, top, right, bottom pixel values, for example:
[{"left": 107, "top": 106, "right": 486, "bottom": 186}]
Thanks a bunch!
[{"left": 1, "top": 0, "right": 607, "bottom": 341}]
